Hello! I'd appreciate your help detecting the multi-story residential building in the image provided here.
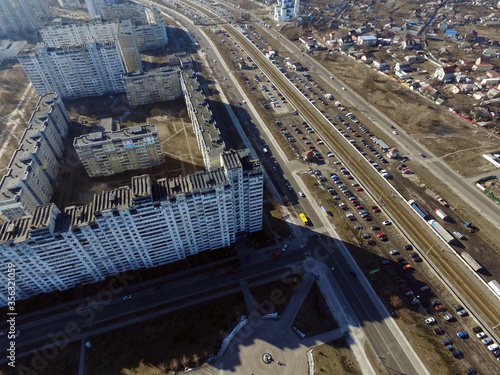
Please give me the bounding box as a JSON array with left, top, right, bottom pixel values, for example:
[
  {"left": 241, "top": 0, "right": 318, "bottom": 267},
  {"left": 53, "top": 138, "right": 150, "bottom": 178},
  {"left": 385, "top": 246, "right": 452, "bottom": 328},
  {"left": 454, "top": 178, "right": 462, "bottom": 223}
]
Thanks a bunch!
[
  {"left": 100, "top": 4, "right": 167, "bottom": 51},
  {"left": 84, "top": 0, "right": 118, "bottom": 18},
  {"left": 0, "top": 94, "right": 70, "bottom": 221},
  {"left": 17, "top": 40, "right": 125, "bottom": 99},
  {"left": 122, "top": 67, "right": 182, "bottom": 106},
  {"left": 40, "top": 6, "right": 167, "bottom": 52},
  {"left": 116, "top": 23, "right": 142, "bottom": 73},
  {"left": 39, "top": 17, "right": 119, "bottom": 47},
  {"left": 0, "top": 0, "right": 51, "bottom": 35},
  {"left": 73, "top": 124, "right": 164, "bottom": 177},
  {"left": 0, "top": 149, "right": 263, "bottom": 306},
  {"left": 0, "top": 39, "right": 28, "bottom": 64},
  {"left": 57, "top": 0, "right": 81, "bottom": 10},
  {"left": 274, "top": 0, "right": 300, "bottom": 22},
  {"left": 181, "top": 70, "right": 225, "bottom": 170}
]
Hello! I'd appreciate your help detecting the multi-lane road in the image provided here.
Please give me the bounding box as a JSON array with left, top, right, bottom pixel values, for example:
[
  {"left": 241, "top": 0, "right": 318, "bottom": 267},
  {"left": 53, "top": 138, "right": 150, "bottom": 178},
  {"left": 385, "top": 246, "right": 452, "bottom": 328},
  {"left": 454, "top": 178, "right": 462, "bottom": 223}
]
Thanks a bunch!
[{"left": 223, "top": 22, "right": 500, "bottom": 334}]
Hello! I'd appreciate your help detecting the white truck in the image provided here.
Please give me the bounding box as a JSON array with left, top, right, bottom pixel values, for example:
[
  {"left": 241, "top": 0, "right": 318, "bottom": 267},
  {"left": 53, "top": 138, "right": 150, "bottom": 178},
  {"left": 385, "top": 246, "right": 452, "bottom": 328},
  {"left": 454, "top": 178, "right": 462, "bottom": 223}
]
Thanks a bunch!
[
  {"left": 324, "top": 92, "right": 333, "bottom": 100},
  {"left": 434, "top": 209, "right": 448, "bottom": 220},
  {"left": 435, "top": 195, "right": 449, "bottom": 207}
]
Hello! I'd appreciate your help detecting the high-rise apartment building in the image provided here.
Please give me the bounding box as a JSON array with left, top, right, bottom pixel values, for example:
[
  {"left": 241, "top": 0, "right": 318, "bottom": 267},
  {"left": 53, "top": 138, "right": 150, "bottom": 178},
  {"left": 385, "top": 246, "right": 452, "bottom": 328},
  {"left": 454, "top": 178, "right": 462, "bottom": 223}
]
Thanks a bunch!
[
  {"left": 100, "top": 4, "right": 167, "bottom": 51},
  {"left": 39, "top": 5, "right": 167, "bottom": 52},
  {"left": 122, "top": 67, "right": 182, "bottom": 106},
  {"left": 57, "top": 0, "right": 81, "bottom": 10},
  {"left": 274, "top": 0, "right": 300, "bottom": 22},
  {"left": 181, "top": 70, "right": 225, "bottom": 170},
  {"left": 0, "top": 0, "right": 51, "bottom": 35},
  {"left": 84, "top": 0, "right": 117, "bottom": 18},
  {"left": 0, "top": 149, "right": 263, "bottom": 306},
  {"left": 73, "top": 124, "right": 164, "bottom": 177},
  {"left": 0, "top": 94, "right": 70, "bottom": 221},
  {"left": 39, "top": 17, "right": 119, "bottom": 47},
  {"left": 17, "top": 40, "right": 125, "bottom": 99}
]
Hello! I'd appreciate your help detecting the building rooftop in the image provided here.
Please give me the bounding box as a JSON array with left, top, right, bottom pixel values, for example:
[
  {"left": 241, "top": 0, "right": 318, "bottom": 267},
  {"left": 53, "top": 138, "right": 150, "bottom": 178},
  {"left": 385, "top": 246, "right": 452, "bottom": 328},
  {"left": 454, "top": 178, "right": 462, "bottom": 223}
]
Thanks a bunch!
[
  {"left": 181, "top": 70, "right": 225, "bottom": 164},
  {"left": 0, "top": 94, "right": 61, "bottom": 202},
  {"left": 74, "top": 124, "right": 158, "bottom": 146}
]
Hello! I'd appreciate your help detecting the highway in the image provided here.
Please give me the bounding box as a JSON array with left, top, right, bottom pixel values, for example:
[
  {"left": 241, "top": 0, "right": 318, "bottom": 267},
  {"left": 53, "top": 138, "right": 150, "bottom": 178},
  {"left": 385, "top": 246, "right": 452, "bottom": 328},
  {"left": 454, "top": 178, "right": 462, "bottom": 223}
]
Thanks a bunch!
[{"left": 222, "top": 22, "right": 500, "bottom": 337}]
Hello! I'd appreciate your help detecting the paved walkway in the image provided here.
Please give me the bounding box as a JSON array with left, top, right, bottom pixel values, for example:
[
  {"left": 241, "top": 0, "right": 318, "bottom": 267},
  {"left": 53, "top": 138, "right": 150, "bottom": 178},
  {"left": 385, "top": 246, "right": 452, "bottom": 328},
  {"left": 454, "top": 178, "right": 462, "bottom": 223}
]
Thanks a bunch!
[{"left": 194, "top": 259, "right": 376, "bottom": 375}]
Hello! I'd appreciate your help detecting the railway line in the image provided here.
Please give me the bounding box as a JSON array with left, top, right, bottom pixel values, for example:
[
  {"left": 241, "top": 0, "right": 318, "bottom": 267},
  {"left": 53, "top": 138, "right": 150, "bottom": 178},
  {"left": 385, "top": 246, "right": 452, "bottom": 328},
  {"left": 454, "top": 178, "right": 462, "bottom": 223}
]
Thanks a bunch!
[{"left": 159, "top": 0, "right": 500, "bottom": 336}]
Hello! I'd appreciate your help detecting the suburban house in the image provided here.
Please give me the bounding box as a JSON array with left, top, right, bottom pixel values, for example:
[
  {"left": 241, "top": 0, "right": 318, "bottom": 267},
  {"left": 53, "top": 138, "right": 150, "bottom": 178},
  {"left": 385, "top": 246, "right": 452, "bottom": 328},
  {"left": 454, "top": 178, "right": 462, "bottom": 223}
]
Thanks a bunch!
[
  {"left": 373, "top": 58, "right": 387, "bottom": 70},
  {"left": 395, "top": 61, "right": 412, "bottom": 72},
  {"left": 419, "top": 85, "right": 441, "bottom": 99},
  {"left": 433, "top": 65, "right": 456, "bottom": 82},
  {"left": 361, "top": 52, "right": 374, "bottom": 63},
  {"left": 356, "top": 35, "right": 377, "bottom": 46}
]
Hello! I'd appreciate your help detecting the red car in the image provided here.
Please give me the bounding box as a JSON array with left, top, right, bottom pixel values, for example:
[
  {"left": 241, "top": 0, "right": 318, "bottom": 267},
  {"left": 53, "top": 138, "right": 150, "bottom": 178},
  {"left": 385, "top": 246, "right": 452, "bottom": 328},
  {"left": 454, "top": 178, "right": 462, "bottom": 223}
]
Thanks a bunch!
[
  {"left": 355, "top": 205, "right": 363, "bottom": 209},
  {"left": 227, "top": 269, "right": 236, "bottom": 274},
  {"left": 354, "top": 133, "right": 361, "bottom": 137},
  {"left": 372, "top": 206, "right": 381, "bottom": 213},
  {"left": 272, "top": 251, "right": 282, "bottom": 258},
  {"left": 356, "top": 187, "right": 363, "bottom": 191},
  {"left": 301, "top": 136, "right": 307, "bottom": 140},
  {"left": 363, "top": 216, "right": 373, "bottom": 221}
]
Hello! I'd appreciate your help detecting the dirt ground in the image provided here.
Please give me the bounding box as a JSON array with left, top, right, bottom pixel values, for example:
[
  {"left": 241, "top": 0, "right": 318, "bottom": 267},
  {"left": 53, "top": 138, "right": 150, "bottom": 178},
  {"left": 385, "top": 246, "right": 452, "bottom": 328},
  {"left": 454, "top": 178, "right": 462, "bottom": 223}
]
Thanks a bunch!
[
  {"left": 293, "top": 281, "right": 338, "bottom": 337},
  {"left": 481, "top": 177, "right": 500, "bottom": 199},
  {"left": 312, "top": 338, "right": 362, "bottom": 375},
  {"left": 51, "top": 96, "right": 205, "bottom": 209}
]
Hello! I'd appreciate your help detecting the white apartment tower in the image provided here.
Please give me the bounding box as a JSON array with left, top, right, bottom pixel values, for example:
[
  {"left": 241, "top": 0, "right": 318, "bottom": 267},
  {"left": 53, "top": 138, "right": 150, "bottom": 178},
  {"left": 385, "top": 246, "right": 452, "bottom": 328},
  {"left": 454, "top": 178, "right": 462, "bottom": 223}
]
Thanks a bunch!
[
  {"left": 17, "top": 40, "right": 126, "bottom": 99},
  {"left": 39, "top": 18, "right": 119, "bottom": 47},
  {"left": 181, "top": 70, "right": 225, "bottom": 170},
  {"left": 122, "top": 67, "right": 182, "bottom": 106},
  {"left": 57, "top": 0, "right": 81, "bottom": 10},
  {"left": 39, "top": 5, "right": 167, "bottom": 52},
  {"left": 273, "top": 0, "right": 300, "bottom": 22},
  {"left": 0, "top": 150, "right": 263, "bottom": 306},
  {"left": 0, "top": 94, "right": 70, "bottom": 221},
  {"left": 84, "top": 0, "right": 117, "bottom": 18},
  {"left": 73, "top": 124, "right": 164, "bottom": 177},
  {"left": 0, "top": 0, "right": 51, "bottom": 35}
]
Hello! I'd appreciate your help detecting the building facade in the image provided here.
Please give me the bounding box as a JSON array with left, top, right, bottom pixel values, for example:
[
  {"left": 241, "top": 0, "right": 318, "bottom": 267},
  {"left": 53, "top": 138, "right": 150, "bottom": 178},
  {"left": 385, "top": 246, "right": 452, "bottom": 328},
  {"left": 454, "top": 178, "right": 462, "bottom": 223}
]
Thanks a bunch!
[
  {"left": 122, "top": 67, "right": 182, "bottom": 106},
  {"left": 57, "top": 0, "right": 81, "bottom": 10},
  {"left": 17, "top": 40, "right": 125, "bottom": 99},
  {"left": 273, "top": 0, "right": 300, "bottom": 22},
  {"left": 0, "top": 149, "right": 263, "bottom": 306},
  {"left": 40, "top": 5, "right": 167, "bottom": 52},
  {"left": 0, "top": 94, "right": 70, "bottom": 221},
  {"left": 100, "top": 4, "right": 167, "bottom": 51},
  {"left": 73, "top": 124, "right": 164, "bottom": 177},
  {"left": 84, "top": 0, "right": 117, "bottom": 18},
  {"left": 39, "top": 18, "right": 119, "bottom": 47},
  {"left": 181, "top": 70, "right": 225, "bottom": 170},
  {"left": 0, "top": 0, "right": 50, "bottom": 35}
]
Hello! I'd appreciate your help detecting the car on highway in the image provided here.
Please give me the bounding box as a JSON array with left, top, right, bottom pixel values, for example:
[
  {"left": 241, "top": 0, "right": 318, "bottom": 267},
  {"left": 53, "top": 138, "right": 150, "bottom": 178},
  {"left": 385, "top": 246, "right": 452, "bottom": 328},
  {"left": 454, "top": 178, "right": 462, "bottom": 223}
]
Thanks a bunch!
[
  {"left": 299, "top": 191, "right": 305, "bottom": 197},
  {"left": 282, "top": 244, "right": 288, "bottom": 252},
  {"left": 419, "top": 153, "right": 426, "bottom": 158},
  {"left": 349, "top": 269, "right": 356, "bottom": 278}
]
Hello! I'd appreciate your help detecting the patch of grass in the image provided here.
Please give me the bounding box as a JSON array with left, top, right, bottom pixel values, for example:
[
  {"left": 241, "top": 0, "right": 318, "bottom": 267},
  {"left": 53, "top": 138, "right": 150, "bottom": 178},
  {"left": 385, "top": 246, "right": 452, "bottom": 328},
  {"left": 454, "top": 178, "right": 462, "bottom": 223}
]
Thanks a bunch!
[
  {"left": 249, "top": 274, "right": 302, "bottom": 316},
  {"left": 313, "top": 338, "right": 362, "bottom": 375},
  {"left": 293, "top": 282, "right": 338, "bottom": 337},
  {"left": 85, "top": 293, "right": 247, "bottom": 375}
]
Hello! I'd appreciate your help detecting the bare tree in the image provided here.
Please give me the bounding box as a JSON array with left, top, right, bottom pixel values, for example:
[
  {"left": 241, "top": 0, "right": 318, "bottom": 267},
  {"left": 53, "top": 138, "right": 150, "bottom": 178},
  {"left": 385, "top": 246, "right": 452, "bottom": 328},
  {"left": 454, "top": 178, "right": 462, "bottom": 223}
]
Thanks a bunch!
[
  {"left": 157, "top": 362, "right": 168, "bottom": 374},
  {"left": 192, "top": 353, "right": 201, "bottom": 367},
  {"left": 181, "top": 353, "right": 190, "bottom": 370},
  {"left": 169, "top": 358, "right": 180, "bottom": 373}
]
